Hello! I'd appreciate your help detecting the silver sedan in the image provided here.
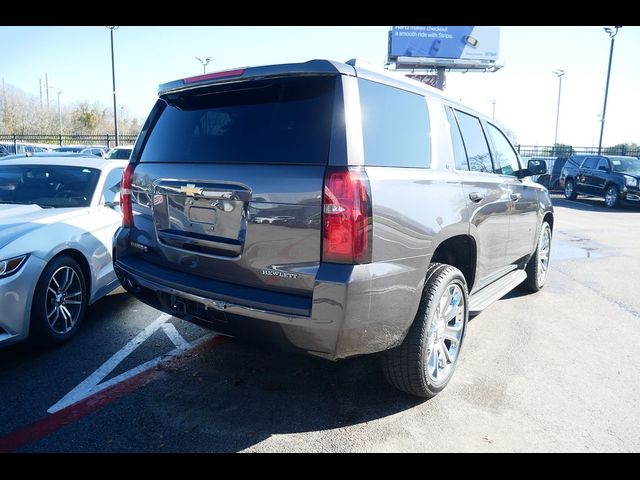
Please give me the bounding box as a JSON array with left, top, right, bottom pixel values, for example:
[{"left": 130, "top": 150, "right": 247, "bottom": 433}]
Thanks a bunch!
[{"left": 0, "top": 155, "right": 128, "bottom": 346}]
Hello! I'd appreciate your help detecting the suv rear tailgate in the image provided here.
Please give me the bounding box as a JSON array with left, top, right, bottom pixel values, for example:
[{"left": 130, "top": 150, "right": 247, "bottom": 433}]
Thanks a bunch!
[{"left": 124, "top": 74, "right": 341, "bottom": 298}]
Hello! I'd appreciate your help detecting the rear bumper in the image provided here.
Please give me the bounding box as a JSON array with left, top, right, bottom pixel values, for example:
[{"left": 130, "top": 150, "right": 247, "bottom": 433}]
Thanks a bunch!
[{"left": 114, "top": 228, "right": 424, "bottom": 359}]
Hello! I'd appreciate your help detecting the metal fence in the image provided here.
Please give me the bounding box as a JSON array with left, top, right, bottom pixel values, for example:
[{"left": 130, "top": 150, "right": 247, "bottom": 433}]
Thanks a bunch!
[
  {"left": 0, "top": 133, "right": 139, "bottom": 150},
  {"left": 2, "top": 134, "right": 639, "bottom": 160},
  {"left": 515, "top": 145, "right": 640, "bottom": 158}
]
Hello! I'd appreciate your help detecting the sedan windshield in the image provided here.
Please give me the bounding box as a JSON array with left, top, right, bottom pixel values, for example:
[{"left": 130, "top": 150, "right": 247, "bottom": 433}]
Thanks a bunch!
[
  {"left": 610, "top": 156, "right": 640, "bottom": 173},
  {"left": 0, "top": 165, "right": 101, "bottom": 208},
  {"left": 106, "top": 148, "right": 132, "bottom": 160}
]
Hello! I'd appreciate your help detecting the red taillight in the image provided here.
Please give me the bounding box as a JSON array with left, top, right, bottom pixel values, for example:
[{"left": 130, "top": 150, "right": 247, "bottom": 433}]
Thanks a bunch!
[
  {"left": 121, "top": 163, "right": 135, "bottom": 228},
  {"left": 322, "top": 167, "right": 372, "bottom": 264},
  {"left": 183, "top": 69, "right": 245, "bottom": 84}
]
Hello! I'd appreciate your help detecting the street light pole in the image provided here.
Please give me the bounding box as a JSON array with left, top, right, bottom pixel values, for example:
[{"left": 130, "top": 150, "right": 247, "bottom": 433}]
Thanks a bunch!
[
  {"left": 552, "top": 69, "right": 565, "bottom": 145},
  {"left": 106, "top": 26, "right": 120, "bottom": 147},
  {"left": 598, "top": 26, "right": 621, "bottom": 155},
  {"left": 57, "top": 91, "right": 63, "bottom": 143},
  {"left": 489, "top": 99, "right": 496, "bottom": 120},
  {"left": 195, "top": 56, "right": 212, "bottom": 74}
]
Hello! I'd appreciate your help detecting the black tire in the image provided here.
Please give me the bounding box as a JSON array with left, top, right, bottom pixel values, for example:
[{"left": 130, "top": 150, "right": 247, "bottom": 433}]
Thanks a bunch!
[
  {"left": 564, "top": 179, "right": 577, "bottom": 200},
  {"left": 30, "top": 255, "right": 87, "bottom": 345},
  {"left": 604, "top": 184, "right": 620, "bottom": 209},
  {"left": 382, "top": 263, "right": 469, "bottom": 398},
  {"left": 523, "top": 221, "right": 552, "bottom": 293}
]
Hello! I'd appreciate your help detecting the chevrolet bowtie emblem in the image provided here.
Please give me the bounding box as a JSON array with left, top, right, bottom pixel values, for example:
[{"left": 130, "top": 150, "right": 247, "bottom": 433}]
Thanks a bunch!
[{"left": 179, "top": 184, "right": 204, "bottom": 197}]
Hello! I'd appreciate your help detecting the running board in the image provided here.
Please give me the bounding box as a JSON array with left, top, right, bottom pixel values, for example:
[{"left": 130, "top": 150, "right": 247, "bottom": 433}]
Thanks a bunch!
[{"left": 469, "top": 269, "right": 527, "bottom": 313}]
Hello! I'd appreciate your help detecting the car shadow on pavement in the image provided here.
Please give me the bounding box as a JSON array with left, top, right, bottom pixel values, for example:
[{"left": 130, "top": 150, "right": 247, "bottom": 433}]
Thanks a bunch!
[
  {"left": 551, "top": 196, "right": 640, "bottom": 212},
  {"left": 142, "top": 334, "right": 426, "bottom": 452}
]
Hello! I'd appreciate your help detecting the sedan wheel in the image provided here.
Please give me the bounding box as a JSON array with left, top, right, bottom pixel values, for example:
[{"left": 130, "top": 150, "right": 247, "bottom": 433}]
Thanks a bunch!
[
  {"left": 46, "top": 266, "right": 83, "bottom": 334},
  {"left": 30, "top": 255, "right": 87, "bottom": 345}
]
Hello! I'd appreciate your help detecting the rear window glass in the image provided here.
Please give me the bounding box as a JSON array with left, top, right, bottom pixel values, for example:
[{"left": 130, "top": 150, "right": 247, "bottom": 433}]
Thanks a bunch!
[
  {"left": 140, "top": 76, "right": 337, "bottom": 164},
  {"left": 358, "top": 79, "right": 431, "bottom": 168}
]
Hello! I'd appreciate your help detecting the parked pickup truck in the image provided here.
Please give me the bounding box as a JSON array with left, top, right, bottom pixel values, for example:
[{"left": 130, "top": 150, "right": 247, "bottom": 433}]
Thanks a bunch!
[{"left": 560, "top": 155, "right": 640, "bottom": 208}]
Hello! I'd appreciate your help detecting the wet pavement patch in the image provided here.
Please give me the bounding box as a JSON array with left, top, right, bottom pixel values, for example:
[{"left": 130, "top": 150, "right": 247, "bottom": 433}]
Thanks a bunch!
[{"left": 551, "top": 233, "right": 608, "bottom": 261}]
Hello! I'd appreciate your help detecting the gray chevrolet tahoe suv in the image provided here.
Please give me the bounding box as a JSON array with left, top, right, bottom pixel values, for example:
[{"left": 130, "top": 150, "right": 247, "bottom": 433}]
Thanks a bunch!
[{"left": 113, "top": 59, "right": 553, "bottom": 398}]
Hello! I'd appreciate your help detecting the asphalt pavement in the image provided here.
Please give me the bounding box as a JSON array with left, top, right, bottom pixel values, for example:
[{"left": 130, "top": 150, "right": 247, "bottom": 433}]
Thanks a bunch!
[{"left": 1, "top": 194, "right": 639, "bottom": 452}]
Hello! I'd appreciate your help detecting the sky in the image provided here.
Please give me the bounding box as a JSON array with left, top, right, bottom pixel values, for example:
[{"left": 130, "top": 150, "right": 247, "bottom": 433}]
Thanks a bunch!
[{"left": 1, "top": 26, "right": 638, "bottom": 147}]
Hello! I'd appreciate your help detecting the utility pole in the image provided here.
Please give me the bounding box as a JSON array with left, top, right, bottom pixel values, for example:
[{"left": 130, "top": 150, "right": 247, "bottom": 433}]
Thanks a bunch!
[
  {"left": 598, "top": 26, "right": 622, "bottom": 155},
  {"left": 58, "top": 91, "right": 63, "bottom": 145},
  {"left": 106, "top": 26, "right": 119, "bottom": 146},
  {"left": 39, "top": 78, "right": 43, "bottom": 109},
  {"left": 552, "top": 69, "right": 565, "bottom": 145},
  {"left": 1, "top": 78, "right": 5, "bottom": 123},
  {"left": 45, "top": 73, "right": 50, "bottom": 111}
]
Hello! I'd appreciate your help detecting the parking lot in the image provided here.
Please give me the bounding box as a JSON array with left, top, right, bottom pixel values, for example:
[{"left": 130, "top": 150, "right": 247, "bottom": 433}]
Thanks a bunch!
[{"left": 1, "top": 195, "right": 639, "bottom": 452}]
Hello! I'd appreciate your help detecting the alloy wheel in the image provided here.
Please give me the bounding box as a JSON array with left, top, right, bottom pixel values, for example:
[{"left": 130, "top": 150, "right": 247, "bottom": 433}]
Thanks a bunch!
[
  {"left": 425, "top": 283, "right": 465, "bottom": 385},
  {"left": 565, "top": 181, "right": 574, "bottom": 198},
  {"left": 46, "top": 266, "right": 83, "bottom": 334},
  {"left": 605, "top": 187, "right": 618, "bottom": 208},
  {"left": 537, "top": 225, "right": 551, "bottom": 287}
]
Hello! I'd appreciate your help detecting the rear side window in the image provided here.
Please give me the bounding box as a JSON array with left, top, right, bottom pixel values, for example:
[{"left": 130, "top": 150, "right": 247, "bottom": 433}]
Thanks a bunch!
[
  {"left": 596, "top": 158, "right": 610, "bottom": 171},
  {"left": 582, "top": 157, "right": 598, "bottom": 169},
  {"left": 454, "top": 110, "right": 493, "bottom": 173},
  {"left": 358, "top": 79, "right": 430, "bottom": 168},
  {"left": 445, "top": 106, "right": 469, "bottom": 170},
  {"left": 486, "top": 123, "right": 521, "bottom": 176},
  {"left": 567, "top": 157, "right": 583, "bottom": 168},
  {"left": 140, "top": 76, "right": 337, "bottom": 164}
]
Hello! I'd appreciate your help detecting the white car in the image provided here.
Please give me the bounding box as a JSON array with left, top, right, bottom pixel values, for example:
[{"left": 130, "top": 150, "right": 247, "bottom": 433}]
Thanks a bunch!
[{"left": 0, "top": 155, "right": 128, "bottom": 346}]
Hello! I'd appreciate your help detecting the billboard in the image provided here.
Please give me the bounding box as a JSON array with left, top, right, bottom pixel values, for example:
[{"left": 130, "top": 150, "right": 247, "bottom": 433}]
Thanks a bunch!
[{"left": 389, "top": 26, "right": 500, "bottom": 63}]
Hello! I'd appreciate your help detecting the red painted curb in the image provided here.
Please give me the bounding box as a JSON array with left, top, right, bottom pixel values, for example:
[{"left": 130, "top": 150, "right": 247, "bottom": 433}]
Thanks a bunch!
[{"left": 0, "top": 335, "right": 225, "bottom": 453}]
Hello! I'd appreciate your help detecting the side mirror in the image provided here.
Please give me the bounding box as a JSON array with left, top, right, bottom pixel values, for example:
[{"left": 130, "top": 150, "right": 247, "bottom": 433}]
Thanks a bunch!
[
  {"left": 528, "top": 159, "right": 548, "bottom": 175},
  {"left": 598, "top": 165, "right": 609, "bottom": 172},
  {"left": 516, "top": 159, "right": 547, "bottom": 179}
]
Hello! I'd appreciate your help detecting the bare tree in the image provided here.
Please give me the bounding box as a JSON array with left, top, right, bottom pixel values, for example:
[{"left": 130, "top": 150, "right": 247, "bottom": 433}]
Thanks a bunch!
[{"left": 0, "top": 81, "right": 142, "bottom": 136}]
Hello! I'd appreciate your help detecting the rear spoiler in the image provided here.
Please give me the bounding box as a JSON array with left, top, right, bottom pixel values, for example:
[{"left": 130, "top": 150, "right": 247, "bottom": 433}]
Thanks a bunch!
[{"left": 158, "top": 59, "right": 355, "bottom": 95}]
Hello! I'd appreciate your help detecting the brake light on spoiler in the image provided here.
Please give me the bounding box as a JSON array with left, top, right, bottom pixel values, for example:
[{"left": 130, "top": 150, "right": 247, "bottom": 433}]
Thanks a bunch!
[{"left": 182, "top": 69, "right": 245, "bottom": 84}]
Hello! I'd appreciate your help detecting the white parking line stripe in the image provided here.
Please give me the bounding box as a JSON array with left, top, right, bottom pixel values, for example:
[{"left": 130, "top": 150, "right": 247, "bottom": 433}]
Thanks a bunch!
[
  {"left": 160, "top": 322, "right": 190, "bottom": 350},
  {"left": 59, "top": 333, "right": 215, "bottom": 410},
  {"left": 48, "top": 313, "right": 175, "bottom": 414}
]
